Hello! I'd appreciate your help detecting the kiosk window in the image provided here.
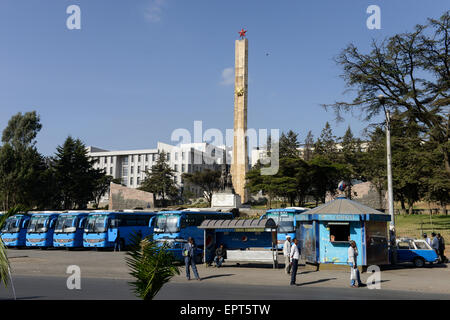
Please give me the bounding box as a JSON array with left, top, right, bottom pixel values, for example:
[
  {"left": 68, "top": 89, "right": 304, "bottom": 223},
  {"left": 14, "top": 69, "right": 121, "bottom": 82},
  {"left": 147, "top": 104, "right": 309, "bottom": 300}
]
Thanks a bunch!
[{"left": 329, "top": 223, "right": 350, "bottom": 242}]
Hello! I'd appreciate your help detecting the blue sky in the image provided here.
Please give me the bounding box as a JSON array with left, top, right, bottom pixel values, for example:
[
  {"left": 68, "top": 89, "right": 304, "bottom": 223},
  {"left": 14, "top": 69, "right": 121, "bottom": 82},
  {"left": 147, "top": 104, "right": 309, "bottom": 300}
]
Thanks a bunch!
[{"left": 0, "top": 0, "right": 448, "bottom": 156}]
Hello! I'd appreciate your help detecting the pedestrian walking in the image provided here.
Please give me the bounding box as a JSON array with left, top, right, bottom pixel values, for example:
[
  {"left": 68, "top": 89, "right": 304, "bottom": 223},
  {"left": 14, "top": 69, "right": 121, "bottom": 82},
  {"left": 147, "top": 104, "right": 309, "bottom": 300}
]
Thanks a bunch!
[
  {"left": 183, "top": 237, "right": 201, "bottom": 281},
  {"left": 289, "top": 238, "right": 300, "bottom": 286},
  {"left": 437, "top": 234, "right": 447, "bottom": 263},
  {"left": 214, "top": 244, "right": 227, "bottom": 267},
  {"left": 348, "top": 240, "right": 364, "bottom": 288},
  {"left": 283, "top": 236, "right": 292, "bottom": 274},
  {"left": 114, "top": 230, "right": 121, "bottom": 252}
]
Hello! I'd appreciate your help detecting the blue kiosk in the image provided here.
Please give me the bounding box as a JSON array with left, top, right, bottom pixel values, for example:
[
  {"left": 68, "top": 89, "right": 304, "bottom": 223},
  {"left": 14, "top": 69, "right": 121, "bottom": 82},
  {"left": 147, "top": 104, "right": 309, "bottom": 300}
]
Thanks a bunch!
[{"left": 296, "top": 197, "right": 391, "bottom": 270}]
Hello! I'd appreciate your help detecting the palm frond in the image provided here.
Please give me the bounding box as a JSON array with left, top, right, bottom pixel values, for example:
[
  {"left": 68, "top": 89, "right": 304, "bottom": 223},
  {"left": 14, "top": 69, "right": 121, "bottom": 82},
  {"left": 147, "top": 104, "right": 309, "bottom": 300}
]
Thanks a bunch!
[{"left": 125, "top": 233, "right": 180, "bottom": 300}]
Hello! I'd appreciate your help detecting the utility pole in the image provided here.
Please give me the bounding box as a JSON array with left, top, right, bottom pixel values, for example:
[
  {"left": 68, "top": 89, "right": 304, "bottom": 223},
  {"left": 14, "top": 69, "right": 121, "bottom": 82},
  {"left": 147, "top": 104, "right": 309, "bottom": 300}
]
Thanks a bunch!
[{"left": 378, "top": 94, "right": 396, "bottom": 263}]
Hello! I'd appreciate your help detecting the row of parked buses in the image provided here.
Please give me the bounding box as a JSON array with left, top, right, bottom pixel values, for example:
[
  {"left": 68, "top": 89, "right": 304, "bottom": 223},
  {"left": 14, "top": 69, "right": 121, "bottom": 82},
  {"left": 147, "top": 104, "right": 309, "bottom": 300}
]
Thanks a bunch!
[{"left": 0, "top": 209, "right": 235, "bottom": 258}]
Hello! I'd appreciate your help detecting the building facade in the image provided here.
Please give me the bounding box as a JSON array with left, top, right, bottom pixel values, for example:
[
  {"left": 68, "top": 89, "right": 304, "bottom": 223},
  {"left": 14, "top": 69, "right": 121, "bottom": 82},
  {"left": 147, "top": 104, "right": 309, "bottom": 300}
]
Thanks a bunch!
[{"left": 87, "top": 142, "right": 230, "bottom": 202}]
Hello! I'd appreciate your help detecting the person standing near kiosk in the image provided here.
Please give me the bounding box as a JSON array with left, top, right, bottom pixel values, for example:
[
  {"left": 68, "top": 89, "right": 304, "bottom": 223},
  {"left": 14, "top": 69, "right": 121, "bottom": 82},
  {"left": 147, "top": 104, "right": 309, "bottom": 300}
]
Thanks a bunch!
[
  {"left": 289, "top": 238, "right": 300, "bottom": 286},
  {"left": 183, "top": 237, "right": 201, "bottom": 281},
  {"left": 283, "top": 236, "right": 292, "bottom": 274}
]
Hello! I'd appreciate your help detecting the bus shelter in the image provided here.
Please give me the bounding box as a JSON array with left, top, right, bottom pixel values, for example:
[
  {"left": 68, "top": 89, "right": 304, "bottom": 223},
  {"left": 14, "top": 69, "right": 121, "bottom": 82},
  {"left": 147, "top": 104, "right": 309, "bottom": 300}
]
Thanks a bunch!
[
  {"left": 198, "top": 218, "right": 278, "bottom": 268},
  {"left": 296, "top": 197, "right": 391, "bottom": 269}
]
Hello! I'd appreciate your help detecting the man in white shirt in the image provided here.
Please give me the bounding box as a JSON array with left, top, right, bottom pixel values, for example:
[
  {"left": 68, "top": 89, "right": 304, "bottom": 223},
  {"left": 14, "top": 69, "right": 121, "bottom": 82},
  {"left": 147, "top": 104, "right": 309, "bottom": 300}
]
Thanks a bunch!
[
  {"left": 283, "top": 236, "right": 292, "bottom": 274},
  {"left": 289, "top": 238, "right": 300, "bottom": 285}
]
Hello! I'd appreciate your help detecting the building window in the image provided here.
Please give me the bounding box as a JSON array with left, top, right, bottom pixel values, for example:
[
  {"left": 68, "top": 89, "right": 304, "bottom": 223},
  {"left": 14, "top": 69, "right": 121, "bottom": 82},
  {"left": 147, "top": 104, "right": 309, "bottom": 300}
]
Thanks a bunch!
[
  {"left": 130, "top": 177, "right": 134, "bottom": 186},
  {"left": 137, "top": 177, "right": 140, "bottom": 185},
  {"left": 182, "top": 164, "right": 185, "bottom": 172},
  {"left": 138, "top": 166, "right": 141, "bottom": 174},
  {"left": 174, "top": 164, "right": 178, "bottom": 172},
  {"left": 138, "top": 155, "right": 141, "bottom": 162},
  {"left": 110, "top": 156, "right": 113, "bottom": 164},
  {"left": 123, "top": 157, "right": 128, "bottom": 165},
  {"left": 167, "top": 153, "right": 171, "bottom": 161},
  {"left": 175, "top": 152, "right": 178, "bottom": 161},
  {"left": 122, "top": 167, "right": 128, "bottom": 177},
  {"left": 145, "top": 154, "right": 148, "bottom": 162},
  {"left": 182, "top": 152, "right": 185, "bottom": 160},
  {"left": 145, "top": 165, "right": 148, "bottom": 172},
  {"left": 109, "top": 167, "right": 113, "bottom": 175}
]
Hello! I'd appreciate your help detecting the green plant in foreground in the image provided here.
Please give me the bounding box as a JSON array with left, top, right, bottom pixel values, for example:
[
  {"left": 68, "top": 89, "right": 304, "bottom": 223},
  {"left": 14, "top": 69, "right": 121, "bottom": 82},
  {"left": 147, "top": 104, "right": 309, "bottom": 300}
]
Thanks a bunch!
[{"left": 125, "top": 235, "right": 180, "bottom": 300}]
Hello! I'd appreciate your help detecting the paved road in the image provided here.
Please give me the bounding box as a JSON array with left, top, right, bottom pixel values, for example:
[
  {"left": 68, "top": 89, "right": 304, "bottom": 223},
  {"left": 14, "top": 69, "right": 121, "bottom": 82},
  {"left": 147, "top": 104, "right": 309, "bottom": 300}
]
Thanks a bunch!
[{"left": 1, "top": 275, "right": 450, "bottom": 300}]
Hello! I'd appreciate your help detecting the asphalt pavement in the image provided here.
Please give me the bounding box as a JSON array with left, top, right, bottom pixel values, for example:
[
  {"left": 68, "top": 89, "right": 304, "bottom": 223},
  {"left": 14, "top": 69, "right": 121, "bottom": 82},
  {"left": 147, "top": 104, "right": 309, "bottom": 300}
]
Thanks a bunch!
[{"left": 1, "top": 275, "right": 450, "bottom": 300}]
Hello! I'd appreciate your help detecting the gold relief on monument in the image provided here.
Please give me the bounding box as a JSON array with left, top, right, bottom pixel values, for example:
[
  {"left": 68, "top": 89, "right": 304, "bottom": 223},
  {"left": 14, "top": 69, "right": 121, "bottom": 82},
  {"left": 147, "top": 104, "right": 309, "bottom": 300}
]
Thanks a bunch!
[{"left": 235, "top": 87, "right": 245, "bottom": 96}]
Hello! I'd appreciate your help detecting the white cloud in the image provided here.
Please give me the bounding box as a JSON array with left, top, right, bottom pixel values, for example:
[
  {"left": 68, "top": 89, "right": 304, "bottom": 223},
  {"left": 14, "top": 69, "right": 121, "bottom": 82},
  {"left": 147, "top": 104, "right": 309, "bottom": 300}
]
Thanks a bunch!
[
  {"left": 220, "top": 67, "right": 234, "bottom": 86},
  {"left": 144, "top": 0, "right": 167, "bottom": 23}
]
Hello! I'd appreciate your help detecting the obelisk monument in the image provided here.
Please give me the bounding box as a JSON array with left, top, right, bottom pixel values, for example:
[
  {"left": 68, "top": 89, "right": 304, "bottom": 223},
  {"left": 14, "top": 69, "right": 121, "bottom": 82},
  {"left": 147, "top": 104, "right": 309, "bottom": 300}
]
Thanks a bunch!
[{"left": 231, "top": 29, "right": 249, "bottom": 203}]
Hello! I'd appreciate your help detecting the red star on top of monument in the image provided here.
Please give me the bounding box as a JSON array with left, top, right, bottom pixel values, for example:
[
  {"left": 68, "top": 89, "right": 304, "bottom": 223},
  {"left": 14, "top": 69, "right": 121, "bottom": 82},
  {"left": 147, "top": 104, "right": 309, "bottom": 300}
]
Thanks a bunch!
[{"left": 238, "top": 28, "right": 247, "bottom": 39}]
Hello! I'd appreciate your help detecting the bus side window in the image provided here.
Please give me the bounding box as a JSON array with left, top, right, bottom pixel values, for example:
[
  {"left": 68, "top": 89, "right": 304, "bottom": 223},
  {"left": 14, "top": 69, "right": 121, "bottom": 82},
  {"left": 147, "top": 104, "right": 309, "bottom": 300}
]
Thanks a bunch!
[
  {"left": 180, "top": 217, "right": 187, "bottom": 228},
  {"left": 110, "top": 218, "right": 119, "bottom": 228}
]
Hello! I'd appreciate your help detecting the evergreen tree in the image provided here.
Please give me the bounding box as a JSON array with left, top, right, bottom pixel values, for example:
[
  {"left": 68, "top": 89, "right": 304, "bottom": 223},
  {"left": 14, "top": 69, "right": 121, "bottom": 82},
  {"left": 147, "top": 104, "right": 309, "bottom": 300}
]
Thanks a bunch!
[
  {"left": 303, "top": 131, "right": 314, "bottom": 161},
  {"left": 279, "top": 130, "right": 300, "bottom": 159},
  {"left": 314, "top": 122, "right": 338, "bottom": 161},
  {"left": 139, "top": 152, "right": 179, "bottom": 207},
  {"left": 324, "top": 11, "right": 450, "bottom": 172},
  {"left": 52, "top": 136, "right": 104, "bottom": 209}
]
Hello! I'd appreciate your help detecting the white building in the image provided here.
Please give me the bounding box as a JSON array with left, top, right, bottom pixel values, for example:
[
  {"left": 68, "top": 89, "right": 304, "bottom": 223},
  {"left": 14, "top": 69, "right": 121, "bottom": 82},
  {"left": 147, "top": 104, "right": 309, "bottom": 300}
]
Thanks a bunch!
[{"left": 87, "top": 142, "right": 230, "bottom": 200}]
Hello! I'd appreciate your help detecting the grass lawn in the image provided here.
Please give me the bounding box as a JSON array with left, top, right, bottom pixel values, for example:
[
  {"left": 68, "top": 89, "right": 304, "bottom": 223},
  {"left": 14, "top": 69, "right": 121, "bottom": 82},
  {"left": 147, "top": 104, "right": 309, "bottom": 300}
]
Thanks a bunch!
[{"left": 395, "top": 214, "right": 449, "bottom": 257}]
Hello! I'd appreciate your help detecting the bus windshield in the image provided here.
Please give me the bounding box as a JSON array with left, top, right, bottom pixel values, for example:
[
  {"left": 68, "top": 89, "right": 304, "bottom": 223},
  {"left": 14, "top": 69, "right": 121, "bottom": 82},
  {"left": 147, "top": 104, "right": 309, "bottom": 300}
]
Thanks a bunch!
[
  {"left": 55, "top": 215, "right": 77, "bottom": 233},
  {"left": 267, "top": 212, "right": 294, "bottom": 233},
  {"left": 154, "top": 214, "right": 179, "bottom": 233},
  {"left": 1, "top": 217, "right": 20, "bottom": 233},
  {"left": 84, "top": 215, "right": 108, "bottom": 233},
  {"left": 27, "top": 216, "right": 48, "bottom": 233}
]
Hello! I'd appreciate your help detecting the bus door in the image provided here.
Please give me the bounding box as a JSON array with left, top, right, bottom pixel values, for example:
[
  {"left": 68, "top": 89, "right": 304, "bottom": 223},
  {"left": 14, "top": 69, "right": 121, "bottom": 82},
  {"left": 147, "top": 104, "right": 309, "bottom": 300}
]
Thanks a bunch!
[{"left": 107, "top": 218, "right": 118, "bottom": 243}]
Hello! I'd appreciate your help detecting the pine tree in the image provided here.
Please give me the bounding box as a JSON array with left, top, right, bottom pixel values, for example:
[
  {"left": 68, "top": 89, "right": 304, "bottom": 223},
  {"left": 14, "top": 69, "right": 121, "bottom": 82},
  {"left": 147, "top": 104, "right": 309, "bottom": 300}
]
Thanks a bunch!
[
  {"left": 314, "top": 122, "right": 338, "bottom": 161},
  {"left": 303, "top": 131, "right": 314, "bottom": 161},
  {"left": 52, "top": 136, "right": 104, "bottom": 209},
  {"left": 139, "top": 152, "right": 179, "bottom": 207},
  {"left": 279, "top": 130, "right": 300, "bottom": 159}
]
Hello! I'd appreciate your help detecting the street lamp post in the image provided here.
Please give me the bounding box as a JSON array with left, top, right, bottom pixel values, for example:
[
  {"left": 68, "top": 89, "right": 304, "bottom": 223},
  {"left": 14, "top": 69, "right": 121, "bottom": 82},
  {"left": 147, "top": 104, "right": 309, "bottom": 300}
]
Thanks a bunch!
[{"left": 378, "top": 94, "right": 396, "bottom": 263}]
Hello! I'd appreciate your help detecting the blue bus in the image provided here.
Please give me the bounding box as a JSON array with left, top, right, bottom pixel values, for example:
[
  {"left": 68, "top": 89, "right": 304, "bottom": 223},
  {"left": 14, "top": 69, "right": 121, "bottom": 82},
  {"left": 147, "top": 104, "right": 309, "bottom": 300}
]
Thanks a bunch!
[
  {"left": 26, "top": 212, "right": 61, "bottom": 248},
  {"left": 260, "top": 207, "right": 309, "bottom": 249},
  {"left": 1, "top": 214, "right": 31, "bottom": 247},
  {"left": 83, "top": 210, "right": 157, "bottom": 250},
  {"left": 53, "top": 211, "right": 90, "bottom": 249},
  {"left": 153, "top": 210, "right": 234, "bottom": 262}
]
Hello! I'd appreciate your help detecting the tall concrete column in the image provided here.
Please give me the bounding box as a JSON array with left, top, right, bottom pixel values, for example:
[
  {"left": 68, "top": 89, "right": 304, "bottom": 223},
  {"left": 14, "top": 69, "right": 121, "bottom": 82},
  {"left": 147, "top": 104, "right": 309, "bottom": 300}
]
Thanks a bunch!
[{"left": 231, "top": 38, "right": 249, "bottom": 203}]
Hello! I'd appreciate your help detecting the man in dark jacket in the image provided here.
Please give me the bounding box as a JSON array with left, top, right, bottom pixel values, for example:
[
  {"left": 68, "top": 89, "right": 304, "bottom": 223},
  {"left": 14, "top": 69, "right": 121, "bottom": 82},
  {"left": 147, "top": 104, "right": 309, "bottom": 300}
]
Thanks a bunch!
[
  {"left": 183, "top": 237, "right": 201, "bottom": 281},
  {"left": 214, "top": 244, "right": 227, "bottom": 267},
  {"left": 437, "top": 234, "right": 447, "bottom": 263}
]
